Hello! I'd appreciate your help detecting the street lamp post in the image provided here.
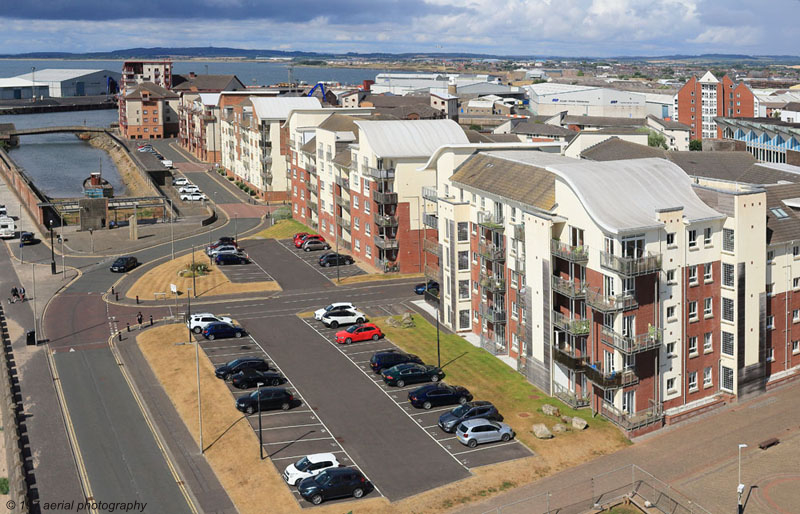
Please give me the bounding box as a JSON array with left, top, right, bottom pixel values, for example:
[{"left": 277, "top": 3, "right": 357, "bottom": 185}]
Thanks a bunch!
[
  {"left": 436, "top": 303, "right": 441, "bottom": 368},
  {"left": 192, "top": 244, "right": 197, "bottom": 298},
  {"left": 257, "top": 381, "right": 264, "bottom": 460},
  {"left": 169, "top": 199, "right": 174, "bottom": 260},
  {"left": 234, "top": 214, "right": 238, "bottom": 242},
  {"left": 738, "top": 443, "right": 748, "bottom": 513},
  {"left": 89, "top": 228, "right": 94, "bottom": 254},
  {"left": 188, "top": 287, "right": 203, "bottom": 453},
  {"left": 49, "top": 219, "right": 56, "bottom": 274},
  {"left": 60, "top": 211, "right": 65, "bottom": 278},
  {"left": 336, "top": 166, "right": 341, "bottom": 283}
]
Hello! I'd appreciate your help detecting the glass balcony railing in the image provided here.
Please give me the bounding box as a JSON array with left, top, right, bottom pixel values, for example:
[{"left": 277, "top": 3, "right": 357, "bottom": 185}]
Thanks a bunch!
[
  {"left": 478, "top": 242, "right": 505, "bottom": 262},
  {"left": 423, "top": 213, "right": 438, "bottom": 229},
  {"left": 584, "top": 364, "right": 639, "bottom": 390},
  {"left": 551, "top": 275, "right": 585, "bottom": 298},
  {"left": 375, "top": 258, "right": 399, "bottom": 273},
  {"left": 478, "top": 210, "right": 504, "bottom": 231},
  {"left": 422, "top": 186, "right": 438, "bottom": 201},
  {"left": 423, "top": 239, "right": 442, "bottom": 257},
  {"left": 600, "top": 326, "right": 664, "bottom": 355},
  {"left": 599, "top": 401, "right": 664, "bottom": 431},
  {"left": 424, "top": 264, "right": 442, "bottom": 281},
  {"left": 585, "top": 287, "right": 637, "bottom": 312},
  {"left": 552, "top": 341, "right": 590, "bottom": 371},
  {"left": 552, "top": 311, "right": 590, "bottom": 335},
  {"left": 335, "top": 176, "right": 349, "bottom": 189},
  {"left": 374, "top": 213, "right": 398, "bottom": 228},
  {"left": 367, "top": 166, "right": 395, "bottom": 180},
  {"left": 335, "top": 196, "right": 351, "bottom": 211},
  {"left": 600, "top": 251, "right": 662, "bottom": 277},
  {"left": 550, "top": 239, "right": 589, "bottom": 263},
  {"left": 479, "top": 271, "right": 505, "bottom": 293},
  {"left": 479, "top": 304, "right": 506, "bottom": 324},
  {"left": 553, "top": 382, "right": 590, "bottom": 409},
  {"left": 372, "top": 190, "right": 398, "bottom": 204},
  {"left": 373, "top": 235, "right": 399, "bottom": 250}
]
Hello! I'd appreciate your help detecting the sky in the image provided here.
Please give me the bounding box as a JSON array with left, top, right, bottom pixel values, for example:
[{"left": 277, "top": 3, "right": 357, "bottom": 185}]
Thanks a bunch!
[{"left": 1, "top": 0, "right": 799, "bottom": 57}]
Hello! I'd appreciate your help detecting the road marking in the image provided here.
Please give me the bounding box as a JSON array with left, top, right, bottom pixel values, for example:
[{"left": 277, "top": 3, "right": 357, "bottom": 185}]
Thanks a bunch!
[
  {"left": 411, "top": 405, "right": 459, "bottom": 414},
  {"left": 450, "top": 441, "right": 519, "bottom": 455},
  {"left": 269, "top": 450, "right": 346, "bottom": 462},
  {"left": 344, "top": 348, "right": 394, "bottom": 356},
  {"left": 246, "top": 409, "right": 312, "bottom": 418},
  {"left": 261, "top": 436, "right": 335, "bottom": 446},
  {"left": 275, "top": 240, "right": 333, "bottom": 282},
  {"left": 257, "top": 423, "right": 323, "bottom": 431},
  {"left": 205, "top": 350, "right": 261, "bottom": 358}
]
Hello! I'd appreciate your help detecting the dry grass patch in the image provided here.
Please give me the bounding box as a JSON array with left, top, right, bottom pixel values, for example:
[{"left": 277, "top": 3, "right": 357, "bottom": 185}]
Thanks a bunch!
[
  {"left": 126, "top": 251, "right": 280, "bottom": 300},
  {"left": 137, "top": 324, "right": 389, "bottom": 514},
  {"left": 249, "top": 219, "right": 314, "bottom": 240},
  {"left": 335, "top": 272, "right": 424, "bottom": 286}
]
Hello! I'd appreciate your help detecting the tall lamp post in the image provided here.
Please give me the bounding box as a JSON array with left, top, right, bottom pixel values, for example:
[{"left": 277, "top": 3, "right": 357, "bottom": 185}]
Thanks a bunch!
[
  {"left": 49, "top": 219, "right": 56, "bottom": 274},
  {"left": 738, "top": 443, "right": 748, "bottom": 513},
  {"left": 188, "top": 286, "right": 203, "bottom": 453},
  {"left": 169, "top": 199, "right": 174, "bottom": 260},
  {"left": 192, "top": 244, "right": 197, "bottom": 298},
  {"left": 257, "top": 381, "right": 264, "bottom": 460}
]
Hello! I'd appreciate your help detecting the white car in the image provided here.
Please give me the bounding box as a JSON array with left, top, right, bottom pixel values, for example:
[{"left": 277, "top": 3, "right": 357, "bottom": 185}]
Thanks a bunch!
[
  {"left": 181, "top": 192, "right": 208, "bottom": 202},
  {"left": 321, "top": 308, "right": 367, "bottom": 328},
  {"left": 0, "top": 204, "right": 6, "bottom": 216},
  {"left": 187, "top": 313, "right": 233, "bottom": 334},
  {"left": 283, "top": 453, "right": 340, "bottom": 486},
  {"left": 314, "top": 302, "right": 356, "bottom": 321},
  {"left": 208, "top": 245, "right": 239, "bottom": 257},
  {"left": 173, "top": 177, "right": 189, "bottom": 186},
  {"left": 161, "top": 159, "right": 173, "bottom": 168},
  {"left": 179, "top": 185, "right": 200, "bottom": 193}
]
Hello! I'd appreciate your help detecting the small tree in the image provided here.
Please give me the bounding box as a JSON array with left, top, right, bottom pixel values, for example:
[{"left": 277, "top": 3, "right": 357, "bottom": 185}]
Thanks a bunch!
[
  {"left": 648, "top": 130, "right": 668, "bottom": 149},
  {"left": 469, "top": 124, "right": 482, "bottom": 131},
  {"left": 689, "top": 139, "right": 702, "bottom": 151}
]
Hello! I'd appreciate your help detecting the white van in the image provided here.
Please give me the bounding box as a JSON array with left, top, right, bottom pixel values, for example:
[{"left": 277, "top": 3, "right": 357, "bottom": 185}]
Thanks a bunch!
[
  {"left": 161, "top": 160, "right": 173, "bottom": 168},
  {"left": 0, "top": 216, "right": 16, "bottom": 239}
]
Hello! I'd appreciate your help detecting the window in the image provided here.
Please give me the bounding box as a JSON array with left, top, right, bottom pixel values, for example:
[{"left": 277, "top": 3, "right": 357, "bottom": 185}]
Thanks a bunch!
[
  {"left": 603, "top": 313, "right": 614, "bottom": 329},
  {"left": 459, "top": 310, "right": 470, "bottom": 330},
  {"left": 767, "top": 348, "right": 775, "bottom": 361},
  {"left": 704, "top": 263, "right": 712, "bottom": 282},
  {"left": 688, "top": 371, "right": 698, "bottom": 390},
  {"left": 795, "top": 277, "right": 800, "bottom": 290},
  {"left": 721, "top": 366, "right": 734, "bottom": 392},
  {"left": 766, "top": 283, "right": 773, "bottom": 296},
  {"left": 688, "top": 229, "right": 697, "bottom": 248},
  {"left": 767, "top": 250, "right": 774, "bottom": 263},
  {"left": 689, "top": 336, "right": 698, "bottom": 354},
  {"left": 772, "top": 209, "right": 789, "bottom": 221},
  {"left": 704, "top": 332, "right": 713, "bottom": 352},
  {"left": 767, "top": 315, "right": 775, "bottom": 329},
  {"left": 667, "top": 377, "right": 676, "bottom": 392},
  {"left": 666, "top": 232, "right": 675, "bottom": 246},
  {"left": 353, "top": 217, "right": 360, "bottom": 230},
  {"left": 689, "top": 266, "right": 697, "bottom": 284},
  {"left": 622, "top": 277, "right": 635, "bottom": 295},
  {"left": 723, "top": 229, "right": 734, "bottom": 252},
  {"left": 511, "top": 301, "right": 518, "bottom": 320},
  {"left": 355, "top": 239, "right": 360, "bottom": 251},
  {"left": 722, "top": 331, "right": 734, "bottom": 356},
  {"left": 723, "top": 263, "right": 734, "bottom": 287},
  {"left": 723, "top": 298, "right": 734, "bottom": 322},
  {"left": 457, "top": 251, "right": 469, "bottom": 271},
  {"left": 667, "top": 306, "right": 676, "bottom": 319},
  {"left": 353, "top": 196, "right": 359, "bottom": 209},
  {"left": 364, "top": 223, "right": 371, "bottom": 236},
  {"left": 364, "top": 199, "right": 370, "bottom": 215},
  {"left": 457, "top": 222, "right": 468, "bottom": 242},
  {"left": 667, "top": 269, "right": 675, "bottom": 283},
  {"left": 365, "top": 246, "right": 371, "bottom": 258},
  {"left": 459, "top": 280, "right": 469, "bottom": 300},
  {"left": 704, "top": 298, "right": 712, "bottom": 317},
  {"left": 704, "top": 227, "right": 712, "bottom": 245},
  {"left": 703, "top": 367, "right": 712, "bottom": 386},
  {"left": 473, "top": 280, "right": 478, "bottom": 292},
  {"left": 793, "top": 341, "right": 800, "bottom": 354},
  {"left": 667, "top": 342, "right": 676, "bottom": 355},
  {"left": 793, "top": 310, "right": 799, "bottom": 323},
  {"left": 794, "top": 246, "right": 800, "bottom": 258}
]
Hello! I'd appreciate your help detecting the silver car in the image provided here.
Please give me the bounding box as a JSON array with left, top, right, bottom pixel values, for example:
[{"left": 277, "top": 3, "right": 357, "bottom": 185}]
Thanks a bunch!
[
  {"left": 302, "top": 239, "right": 331, "bottom": 252},
  {"left": 456, "top": 418, "right": 515, "bottom": 448}
]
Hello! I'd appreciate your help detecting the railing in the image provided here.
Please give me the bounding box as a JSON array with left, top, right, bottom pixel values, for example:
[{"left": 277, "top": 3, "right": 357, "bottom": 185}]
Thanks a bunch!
[
  {"left": 600, "top": 251, "right": 662, "bottom": 276},
  {"left": 478, "top": 241, "right": 505, "bottom": 262},
  {"left": 335, "top": 196, "right": 351, "bottom": 210},
  {"left": 305, "top": 181, "right": 318, "bottom": 194},
  {"left": 422, "top": 186, "right": 438, "bottom": 201},
  {"left": 374, "top": 213, "right": 398, "bottom": 227},
  {"left": 308, "top": 200, "right": 318, "bottom": 212},
  {"left": 585, "top": 287, "right": 638, "bottom": 312},
  {"left": 477, "top": 210, "right": 504, "bottom": 231},
  {"left": 335, "top": 175, "right": 349, "bottom": 189},
  {"left": 600, "top": 325, "right": 664, "bottom": 355},
  {"left": 551, "top": 275, "right": 585, "bottom": 298},
  {"left": 479, "top": 304, "right": 507, "bottom": 324},
  {"left": 424, "top": 288, "right": 440, "bottom": 305},
  {"left": 480, "top": 333, "right": 507, "bottom": 355},
  {"left": 261, "top": 170, "right": 272, "bottom": 181},
  {"left": 422, "top": 213, "right": 438, "bottom": 229},
  {"left": 513, "top": 223, "right": 525, "bottom": 241},
  {"left": 374, "top": 235, "right": 399, "bottom": 250},
  {"left": 552, "top": 311, "right": 590, "bottom": 335},
  {"left": 260, "top": 154, "right": 272, "bottom": 165},
  {"left": 553, "top": 381, "right": 591, "bottom": 409},
  {"left": 599, "top": 400, "right": 664, "bottom": 432},
  {"left": 584, "top": 364, "right": 639, "bottom": 389},
  {"left": 375, "top": 257, "right": 399, "bottom": 273},
  {"left": 335, "top": 215, "right": 350, "bottom": 228},
  {"left": 423, "top": 238, "right": 442, "bottom": 257},
  {"left": 424, "top": 264, "right": 442, "bottom": 281},
  {"left": 372, "top": 190, "right": 398, "bottom": 204},
  {"left": 516, "top": 290, "right": 526, "bottom": 309},
  {"left": 479, "top": 272, "right": 506, "bottom": 293},
  {"left": 550, "top": 239, "right": 589, "bottom": 263},
  {"left": 367, "top": 166, "right": 395, "bottom": 179},
  {"left": 306, "top": 163, "right": 317, "bottom": 175}
]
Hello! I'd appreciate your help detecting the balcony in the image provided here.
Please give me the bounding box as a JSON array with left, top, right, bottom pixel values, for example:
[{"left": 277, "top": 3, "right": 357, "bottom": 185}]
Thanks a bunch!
[
  {"left": 550, "top": 239, "right": 589, "bottom": 264},
  {"left": 585, "top": 287, "right": 637, "bottom": 312},
  {"left": 480, "top": 333, "right": 507, "bottom": 355},
  {"left": 423, "top": 213, "right": 438, "bottom": 229},
  {"left": 553, "top": 341, "right": 589, "bottom": 371},
  {"left": 551, "top": 275, "right": 585, "bottom": 299},
  {"left": 600, "top": 251, "right": 662, "bottom": 277},
  {"left": 374, "top": 213, "right": 398, "bottom": 228},
  {"left": 261, "top": 170, "right": 272, "bottom": 182},
  {"left": 600, "top": 326, "right": 664, "bottom": 355},
  {"left": 305, "top": 181, "right": 318, "bottom": 194},
  {"left": 424, "top": 264, "right": 442, "bottom": 281},
  {"left": 477, "top": 210, "right": 504, "bottom": 231},
  {"left": 423, "top": 238, "right": 442, "bottom": 258},
  {"left": 479, "top": 272, "right": 506, "bottom": 294},
  {"left": 424, "top": 288, "right": 440, "bottom": 306},
  {"left": 479, "top": 304, "right": 507, "bottom": 324},
  {"left": 262, "top": 155, "right": 272, "bottom": 164},
  {"left": 308, "top": 200, "right": 318, "bottom": 212},
  {"left": 553, "top": 382, "right": 590, "bottom": 409},
  {"left": 375, "top": 258, "right": 399, "bottom": 273},
  {"left": 335, "top": 176, "right": 349, "bottom": 189},
  {"left": 584, "top": 364, "right": 639, "bottom": 390},
  {"left": 335, "top": 215, "right": 350, "bottom": 229},
  {"left": 367, "top": 166, "right": 395, "bottom": 180},
  {"left": 599, "top": 401, "right": 664, "bottom": 432},
  {"left": 372, "top": 190, "right": 398, "bottom": 205},
  {"left": 374, "top": 235, "right": 399, "bottom": 250},
  {"left": 306, "top": 163, "right": 317, "bottom": 175},
  {"left": 422, "top": 186, "right": 438, "bottom": 201},
  {"left": 335, "top": 196, "right": 351, "bottom": 211},
  {"left": 478, "top": 242, "right": 505, "bottom": 262},
  {"left": 552, "top": 311, "right": 590, "bottom": 335}
]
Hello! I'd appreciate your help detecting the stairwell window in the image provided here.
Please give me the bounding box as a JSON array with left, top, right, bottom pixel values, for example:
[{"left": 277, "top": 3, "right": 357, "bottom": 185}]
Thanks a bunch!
[
  {"left": 767, "top": 250, "right": 774, "bottom": 263},
  {"left": 723, "top": 298, "right": 734, "bottom": 322},
  {"left": 704, "top": 227, "right": 712, "bottom": 246},
  {"left": 722, "top": 332, "right": 734, "bottom": 356},
  {"left": 704, "top": 332, "right": 713, "bottom": 353},
  {"left": 767, "top": 315, "right": 775, "bottom": 330},
  {"left": 723, "top": 229, "right": 734, "bottom": 252},
  {"left": 688, "top": 229, "right": 697, "bottom": 248}
]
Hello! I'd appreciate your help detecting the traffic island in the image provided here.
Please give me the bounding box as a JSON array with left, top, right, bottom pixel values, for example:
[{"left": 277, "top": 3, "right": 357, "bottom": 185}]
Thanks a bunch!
[
  {"left": 248, "top": 219, "right": 314, "bottom": 240},
  {"left": 126, "top": 251, "right": 281, "bottom": 300}
]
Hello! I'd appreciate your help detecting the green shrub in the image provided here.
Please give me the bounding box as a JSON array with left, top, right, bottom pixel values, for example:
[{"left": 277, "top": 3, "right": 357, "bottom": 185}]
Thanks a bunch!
[
  {"left": 0, "top": 477, "right": 9, "bottom": 494},
  {"left": 227, "top": 176, "right": 234, "bottom": 181}
]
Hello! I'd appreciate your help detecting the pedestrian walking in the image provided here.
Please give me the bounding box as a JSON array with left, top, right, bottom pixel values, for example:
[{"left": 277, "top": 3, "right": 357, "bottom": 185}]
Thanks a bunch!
[
  {"left": 8, "top": 287, "right": 18, "bottom": 304},
  {"left": 137, "top": 312, "right": 143, "bottom": 325},
  {"left": 18, "top": 286, "right": 25, "bottom": 302}
]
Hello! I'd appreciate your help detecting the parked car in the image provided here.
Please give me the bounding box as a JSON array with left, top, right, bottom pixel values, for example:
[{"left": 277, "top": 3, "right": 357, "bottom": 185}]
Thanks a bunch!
[
  {"left": 110, "top": 256, "right": 138, "bottom": 272},
  {"left": 178, "top": 185, "right": 200, "bottom": 194},
  {"left": 297, "top": 467, "right": 370, "bottom": 505},
  {"left": 314, "top": 302, "right": 356, "bottom": 321},
  {"left": 334, "top": 323, "right": 383, "bottom": 344},
  {"left": 321, "top": 308, "right": 366, "bottom": 328},
  {"left": 283, "top": 453, "right": 340, "bottom": 486},
  {"left": 295, "top": 234, "right": 324, "bottom": 248},
  {"left": 173, "top": 177, "right": 189, "bottom": 186},
  {"left": 438, "top": 401, "right": 503, "bottom": 433},
  {"left": 369, "top": 350, "right": 423, "bottom": 373},
  {"left": 187, "top": 313, "right": 233, "bottom": 334},
  {"left": 215, "top": 253, "right": 248, "bottom": 265},
  {"left": 161, "top": 159, "right": 173, "bottom": 168},
  {"left": 180, "top": 192, "right": 207, "bottom": 202},
  {"left": 231, "top": 368, "right": 284, "bottom": 389},
  {"left": 235, "top": 387, "right": 293, "bottom": 414},
  {"left": 293, "top": 232, "right": 310, "bottom": 244},
  {"left": 302, "top": 239, "right": 331, "bottom": 252},
  {"left": 381, "top": 363, "right": 444, "bottom": 387},
  {"left": 318, "top": 252, "right": 354, "bottom": 267},
  {"left": 202, "top": 322, "right": 246, "bottom": 341},
  {"left": 408, "top": 383, "right": 473, "bottom": 410},
  {"left": 0, "top": 204, "right": 6, "bottom": 216},
  {"left": 215, "top": 357, "right": 270, "bottom": 380},
  {"left": 208, "top": 245, "right": 239, "bottom": 257},
  {"left": 414, "top": 280, "right": 439, "bottom": 295},
  {"left": 207, "top": 239, "right": 238, "bottom": 252},
  {"left": 20, "top": 231, "right": 38, "bottom": 245},
  {"left": 456, "top": 418, "right": 515, "bottom": 448}
]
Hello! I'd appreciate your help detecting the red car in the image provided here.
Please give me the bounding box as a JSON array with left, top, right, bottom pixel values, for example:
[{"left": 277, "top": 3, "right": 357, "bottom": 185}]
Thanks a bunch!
[
  {"left": 335, "top": 323, "right": 384, "bottom": 344},
  {"left": 292, "top": 232, "right": 310, "bottom": 244},
  {"left": 295, "top": 234, "right": 325, "bottom": 248}
]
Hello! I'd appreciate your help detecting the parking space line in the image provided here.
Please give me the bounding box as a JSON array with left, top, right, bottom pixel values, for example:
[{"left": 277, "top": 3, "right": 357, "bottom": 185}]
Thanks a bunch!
[
  {"left": 246, "top": 409, "right": 312, "bottom": 418},
  {"left": 352, "top": 360, "right": 371, "bottom": 364},
  {"left": 261, "top": 437, "right": 333, "bottom": 446},
  {"left": 335, "top": 348, "right": 393, "bottom": 356},
  {"left": 438, "top": 437, "right": 459, "bottom": 442},
  {"left": 257, "top": 423, "right": 322, "bottom": 431},
  {"left": 422, "top": 424, "right": 440, "bottom": 429},
  {"left": 269, "top": 450, "right": 346, "bottom": 462},
  {"left": 275, "top": 240, "right": 333, "bottom": 282},
  {"left": 409, "top": 405, "right": 457, "bottom": 414},
  {"left": 450, "top": 441, "right": 519, "bottom": 456},
  {"left": 206, "top": 350, "right": 259, "bottom": 358}
]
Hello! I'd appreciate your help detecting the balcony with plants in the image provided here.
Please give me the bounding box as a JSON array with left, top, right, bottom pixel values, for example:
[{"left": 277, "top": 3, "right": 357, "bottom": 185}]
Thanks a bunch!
[{"left": 550, "top": 239, "right": 589, "bottom": 263}]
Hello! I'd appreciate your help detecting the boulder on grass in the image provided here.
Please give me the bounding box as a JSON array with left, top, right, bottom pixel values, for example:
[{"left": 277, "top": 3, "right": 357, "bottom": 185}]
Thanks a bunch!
[
  {"left": 532, "top": 423, "right": 553, "bottom": 439},
  {"left": 542, "top": 404, "right": 561, "bottom": 417},
  {"left": 572, "top": 416, "right": 588, "bottom": 430},
  {"left": 561, "top": 415, "right": 573, "bottom": 424},
  {"left": 552, "top": 423, "right": 568, "bottom": 433}
]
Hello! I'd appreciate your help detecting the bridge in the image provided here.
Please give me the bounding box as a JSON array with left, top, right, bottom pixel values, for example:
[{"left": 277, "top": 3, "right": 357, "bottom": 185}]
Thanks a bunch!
[{"left": 1, "top": 126, "right": 108, "bottom": 137}]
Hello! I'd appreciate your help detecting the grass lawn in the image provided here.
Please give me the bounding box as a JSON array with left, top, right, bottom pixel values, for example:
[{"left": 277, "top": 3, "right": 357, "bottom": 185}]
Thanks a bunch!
[
  {"left": 249, "top": 219, "right": 314, "bottom": 240},
  {"left": 376, "top": 315, "right": 630, "bottom": 473},
  {"left": 336, "top": 271, "right": 424, "bottom": 285},
  {"left": 607, "top": 504, "right": 645, "bottom": 513}
]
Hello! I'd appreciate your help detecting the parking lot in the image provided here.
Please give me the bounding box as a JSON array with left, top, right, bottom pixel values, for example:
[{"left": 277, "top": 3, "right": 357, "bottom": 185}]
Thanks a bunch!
[
  {"left": 277, "top": 239, "right": 366, "bottom": 282},
  {"left": 300, "top": 314, "right": 535, "bottom": 470},
  {"left": 197, "top": 333, "right": 381, "bottom": 508},
  {"left": 214, "top": 253, "right": 276, "bottom": 284}
]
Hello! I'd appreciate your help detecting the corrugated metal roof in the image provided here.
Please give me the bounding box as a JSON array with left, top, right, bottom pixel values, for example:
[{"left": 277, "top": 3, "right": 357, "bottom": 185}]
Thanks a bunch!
[
  {"left": 354, "top": 119, "right": 468, "bottom": 158},
  {"left": 13, "top": 69, "right": 111, "bottom": 81},
  {"left": 198, "top": 93, "right": 220, "bottom": 106},
  {"left": 250, "top": 97, "right": 321, "bottom": 120}
]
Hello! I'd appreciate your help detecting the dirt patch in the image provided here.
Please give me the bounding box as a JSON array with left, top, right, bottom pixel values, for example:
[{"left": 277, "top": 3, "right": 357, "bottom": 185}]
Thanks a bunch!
[
  {"left": 85, "top": 133, "right": 157, "bottom": 197},
  {"left": 126, "top": 251, "right": 281, "bottom": 300},
  {"left": 336, "top": 272, "right": 424, "bottom": 286}
]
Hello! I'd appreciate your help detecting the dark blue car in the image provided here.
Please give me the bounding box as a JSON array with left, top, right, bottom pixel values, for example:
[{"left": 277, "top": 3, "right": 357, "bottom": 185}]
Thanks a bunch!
[
  {"left": 408, "top": 383, "right": 472, "bottom": 410},
  {"left": 202, "top": 322, "right": 246, "bottom": 340},
  {"left": 414, "top": 280, "right": 439, "bottom": 295},
  {"left": 215, "top": 253, "right": 248, "bottom": 265}
]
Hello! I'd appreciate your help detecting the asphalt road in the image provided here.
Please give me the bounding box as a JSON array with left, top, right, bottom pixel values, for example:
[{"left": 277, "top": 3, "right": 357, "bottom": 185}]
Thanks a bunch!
[{"left": 183, "top": 171, "right": 241, "bottom": 205}]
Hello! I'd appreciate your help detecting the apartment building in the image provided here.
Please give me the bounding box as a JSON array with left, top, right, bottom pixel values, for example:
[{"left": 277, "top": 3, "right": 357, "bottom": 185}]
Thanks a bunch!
[
  {"left": 422, "top": 145, "right": 770, "bottom": 435},
  {"left": 179, "top": 93, "right": 222, "bottom": 162},
  {"left": 119, "top": 83, "right": 179, "bottom": 139},
  {"left": 121, "top": 60, "right": 172, "bottom": 92},
  {"left": 673, "top": 71, "right": 758, "bottom": 141},
  {"left": 716, "top": 117, "right": 800, "bottom": 165}
]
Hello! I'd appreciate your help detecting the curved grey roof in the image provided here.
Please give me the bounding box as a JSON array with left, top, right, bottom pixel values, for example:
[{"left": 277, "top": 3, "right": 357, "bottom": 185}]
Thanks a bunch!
[{"left": 354, "top": 119, "right": 468, "bottom": 158}]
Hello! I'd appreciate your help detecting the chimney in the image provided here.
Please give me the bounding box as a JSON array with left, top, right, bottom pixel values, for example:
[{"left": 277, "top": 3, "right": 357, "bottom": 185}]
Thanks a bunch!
[
  {"left": 448, "top": 83, "right": 457, "bottom": 96},
  {"left": 90, "top": 172, "right": 101, "bottom": 186}
]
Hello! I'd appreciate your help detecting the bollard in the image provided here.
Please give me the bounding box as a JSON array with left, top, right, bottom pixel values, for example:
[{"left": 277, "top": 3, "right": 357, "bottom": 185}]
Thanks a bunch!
[
  {"left": 118, "top": 330, "right": 123, "bottom": 341},
  {"left": 111, "top": 285, "right": 115, "bottom": 295},
  {"left": 115, "top": 292, "right": 119, "bottom": 301},
  {"left": 149, "top": 315, "right": 153, "bottom": 326},
  {"left": 126, "top": 322, "right": 130, "bottom": 332},
  {"left": 136, "top": 295, "right": 139, "bottom": 304}
]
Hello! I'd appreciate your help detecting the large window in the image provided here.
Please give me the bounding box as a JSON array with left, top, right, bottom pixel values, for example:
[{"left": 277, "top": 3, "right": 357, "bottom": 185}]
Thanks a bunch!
[
  {"left": 722, "top": 331, "right": 734, "bottom": 356},
  {"left": 723, "top": 263, "right": 734, "bottom": 287},
  {"left": 723, "top": 228, "right": 734, "bottom": 252},
  {"left": 457, "top": 222, "right": 468, "bottom": 242},
  {"left": 457, "top": 251, "right": 469, "bottom": 271},
  {"left": 721, "top": 366, "right": 734, "bottom": 392},
  {"left": 459, "top": 310, "right": 470, "bottom": 330},
  {"left": 458, "top": 280, "right": 470, "bottom": 300},
  {"left": 688, "top": 229, "right": 697, "bottom": 248},
  {"left": 688, "top": 371, "right": 698, "bottom": 390},
  {"left": 722, "top": 298, "right": 734, "bottom": 322}
]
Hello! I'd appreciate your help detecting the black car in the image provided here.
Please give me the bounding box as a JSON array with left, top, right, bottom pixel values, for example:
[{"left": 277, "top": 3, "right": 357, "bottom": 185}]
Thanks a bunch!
[
  {"left": 369, "top": 349, "right": 423, "bottom": 373},
  {"left": 297, "top": 467, "right": 371, "bottom": 505},
  {"left": 215, "top": 357, "right": 270, "bottom": 380},
  {"left": 110, "top": 256, "right": 138, "bottom": 272},
  {"left": 202, "top": 322, "right": 246, "bottom": 340},
  {"left": 215, "top": 253, "right": 248, "bottom": 265},
  {"left": 381, "top": 363, "right": 445, "bottom": 387},
  {"left": 231, "top": 368, "right": 284, "bottom": 389},
  {"left": 235, "top": 387, "right": 294, "bottom": 414},
  {"left": 414, "top": 280, "right": 439, "bottom": 295},
  {"left": 216, "top": 236, "right": 237, "bottom": 245},
  {"left": 20, "top": 231, "right": 38, "bottom": 245},
  {"left": 319, "top": 252, "right": 355, "bottom": 267},
  {"left": 438, "top": 401, "right": 504, "bottom": 433},
  {"left": 408, "top": 383, "right": 472, "bottom": 410}
]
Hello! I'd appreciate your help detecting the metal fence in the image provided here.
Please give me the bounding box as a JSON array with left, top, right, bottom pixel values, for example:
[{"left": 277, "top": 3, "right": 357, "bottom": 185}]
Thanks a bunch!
[{"left": 482, "top": 464, "right": 709, "bottom": 514}]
